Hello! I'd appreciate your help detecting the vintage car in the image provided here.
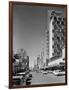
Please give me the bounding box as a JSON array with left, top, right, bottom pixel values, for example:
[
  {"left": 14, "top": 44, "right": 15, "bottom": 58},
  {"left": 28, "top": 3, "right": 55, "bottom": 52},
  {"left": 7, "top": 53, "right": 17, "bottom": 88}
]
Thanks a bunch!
[
  {"left": 13, "top": 75, "right": 23, "bottom": 85},
  {"left": 53, "top": 70, "right": 65, "bottom": 76}
]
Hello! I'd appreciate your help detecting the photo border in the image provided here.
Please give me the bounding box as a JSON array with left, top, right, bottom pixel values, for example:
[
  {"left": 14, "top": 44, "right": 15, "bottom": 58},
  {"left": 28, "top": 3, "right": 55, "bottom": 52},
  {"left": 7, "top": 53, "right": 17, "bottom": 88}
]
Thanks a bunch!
[{"left": 9, "top": 1, "right": 67, "bottom": 89}]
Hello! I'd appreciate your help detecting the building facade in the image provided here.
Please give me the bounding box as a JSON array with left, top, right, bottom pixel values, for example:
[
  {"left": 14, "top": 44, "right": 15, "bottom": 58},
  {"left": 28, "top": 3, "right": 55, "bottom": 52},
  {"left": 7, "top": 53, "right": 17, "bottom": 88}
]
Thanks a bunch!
[{"left": 46, "top": 10, "right": 65, "bottom": 66}]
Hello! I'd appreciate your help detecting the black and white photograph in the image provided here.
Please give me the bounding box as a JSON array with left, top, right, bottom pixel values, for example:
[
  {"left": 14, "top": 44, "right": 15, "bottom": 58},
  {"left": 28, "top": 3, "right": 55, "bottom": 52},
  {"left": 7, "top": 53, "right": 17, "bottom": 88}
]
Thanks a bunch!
[{"left": 9, "top": 2, "right": 67, "bottom": 88}]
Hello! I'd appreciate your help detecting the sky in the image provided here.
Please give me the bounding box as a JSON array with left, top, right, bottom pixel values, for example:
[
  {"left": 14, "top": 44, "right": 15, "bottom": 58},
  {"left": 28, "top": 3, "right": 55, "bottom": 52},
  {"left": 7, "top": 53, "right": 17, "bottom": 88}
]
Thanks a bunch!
[
  {"left": 13, "top": 5, "right": 48, "bottom": 67},
  {"left": 13, "top": 4, "right": 64, "bottom": 67}
]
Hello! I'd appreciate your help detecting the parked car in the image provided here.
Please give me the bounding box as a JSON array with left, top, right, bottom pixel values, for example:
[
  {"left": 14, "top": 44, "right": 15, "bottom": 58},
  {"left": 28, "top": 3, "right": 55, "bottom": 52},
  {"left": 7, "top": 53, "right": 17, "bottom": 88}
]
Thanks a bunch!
[
  {"left": 16, "top": 72, "right": 26, "bottom": 77},
  {"left": 42, "top": 70, "right": 48, "bottom": 74},
  {"left": 26, "top": 73, "right": 32, "bottom": 80},
  {"left": 13, "top": 75, "right": 23, "bottom": 85},
  {"left": 48, "top": 70, "right": 53, "bottom": 73},
  {"left": 26, "top": 79, "right": 31, "bottom": 85},
  {"left": 26, "top": 76, "right": 31, "bottom": 81},
  {"left": 53, "top": 70, "right": 65, "bottom": 76},
  {"left": 29, "top": 73, "right": 32, "bottom": 77},
  {"left": 29, "top": 72, "right": 32, "bottom": 77},
  {"left": 40, "top": 70, "right": 44, "bottom": 73}
]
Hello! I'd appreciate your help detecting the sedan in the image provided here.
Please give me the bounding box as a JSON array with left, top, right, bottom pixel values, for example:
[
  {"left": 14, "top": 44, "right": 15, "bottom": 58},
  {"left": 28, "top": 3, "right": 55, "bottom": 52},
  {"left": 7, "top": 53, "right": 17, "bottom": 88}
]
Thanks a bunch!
[{"left": 53, "top": 70, "right": 65, "bottom": 76}]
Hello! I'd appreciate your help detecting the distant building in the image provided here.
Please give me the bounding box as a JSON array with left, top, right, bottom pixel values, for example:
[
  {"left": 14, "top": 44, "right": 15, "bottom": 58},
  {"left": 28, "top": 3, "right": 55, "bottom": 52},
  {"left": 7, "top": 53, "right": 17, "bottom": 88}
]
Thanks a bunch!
[
  {"left": 46, "top": 10, "right": 65, "bottom": 66},
  {"left": 21, "top": 56, "right": 29, "bottom": 70},
  {"left": 13, "top": 49, "right": 29, "bottom": 74},
  {"left": 40, "top": 36, "right": 45, "bottom": 68},
  {"left": 37, "top": 55, "right": 41, "bottom": 69}
]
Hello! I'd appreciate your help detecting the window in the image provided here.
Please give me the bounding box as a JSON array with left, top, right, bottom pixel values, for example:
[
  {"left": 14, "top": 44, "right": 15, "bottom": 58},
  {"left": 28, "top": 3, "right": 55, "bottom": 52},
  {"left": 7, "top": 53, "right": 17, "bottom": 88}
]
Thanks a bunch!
[
  {"left": 63, "top": 18, "right": 65, "bottom": 21},
  {"left": 52, "top": 29, "right": 54, "bottom": 33},
  {"left": 52, "top": 53, "right": 54, "bottom": 56},
  {"left": 58, "top": 17, "right": 62, "bottom": 21},
  {"left": 54, "top": 16, "right": 57, "bottom": 21},
  {"left": 52, "top": 45, "right": 54, "bottom": 48},
  {"left": 61, "top": 21, "right": 64, "bottom": 25},
  {"left": 52, "top": 37, "right": 54, "bottom": 40},
  {"left": 52, "top": 21, "right": 55, "bottom": 25},
  {"left": 54, "top": 25, "right": 58, "bottom": 29},
  {"left": 57, "top": 21, "right": 60, "bottom": 25}
]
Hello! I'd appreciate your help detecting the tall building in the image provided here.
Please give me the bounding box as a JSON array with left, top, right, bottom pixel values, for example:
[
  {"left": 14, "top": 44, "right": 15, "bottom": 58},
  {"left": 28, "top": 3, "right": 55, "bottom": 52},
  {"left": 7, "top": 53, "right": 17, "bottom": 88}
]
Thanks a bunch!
[
  {"left": 40, "top": 36, "right": 45, "bottom": 67},
  {"left": 37, "top": 55, "right": 41, "bottom": 69},
  {"left": 46, "top": 10, "right": 65, "bottom": 66}
]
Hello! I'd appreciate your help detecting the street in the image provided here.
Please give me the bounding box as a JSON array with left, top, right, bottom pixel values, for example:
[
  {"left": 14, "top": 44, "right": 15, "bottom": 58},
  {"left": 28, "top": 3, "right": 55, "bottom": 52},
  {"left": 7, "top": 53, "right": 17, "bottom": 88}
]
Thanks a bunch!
[{"left": 30, "top": 71, "right": 65, "bottom": 85}]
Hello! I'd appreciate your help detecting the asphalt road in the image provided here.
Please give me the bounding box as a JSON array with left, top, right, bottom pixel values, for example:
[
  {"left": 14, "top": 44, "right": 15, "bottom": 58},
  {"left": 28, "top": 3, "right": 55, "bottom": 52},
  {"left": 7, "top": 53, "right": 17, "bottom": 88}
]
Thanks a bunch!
[{"left": 30, "top": 71, "right": 65, "bottom": 85}]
